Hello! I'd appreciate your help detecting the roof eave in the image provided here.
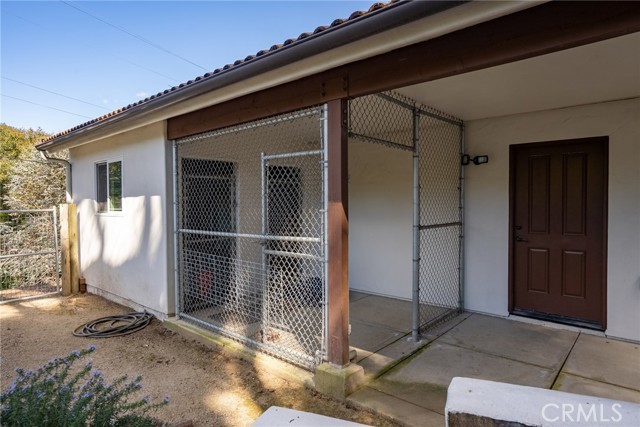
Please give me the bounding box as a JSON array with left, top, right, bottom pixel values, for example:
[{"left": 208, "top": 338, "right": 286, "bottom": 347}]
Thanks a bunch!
[{"left": 37, "top": 0, "right": 466, "bottom": 152}]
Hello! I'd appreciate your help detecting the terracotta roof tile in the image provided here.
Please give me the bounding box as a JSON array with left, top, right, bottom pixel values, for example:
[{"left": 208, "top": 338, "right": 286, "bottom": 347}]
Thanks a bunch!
[{"left": 41, "top": 0, "right": 400, "bottom": 144}]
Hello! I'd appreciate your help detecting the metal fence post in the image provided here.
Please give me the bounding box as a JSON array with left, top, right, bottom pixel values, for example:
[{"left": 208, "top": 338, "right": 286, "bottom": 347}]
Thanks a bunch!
[
  {"left": 458, "top": 124, "right": 466, "bottom": 310},
  {"left": 172, "top": 140, "right": 181, "bottom": 318},
  {"left": 412, "top": 108, "right": 421, "bottom": 342}
]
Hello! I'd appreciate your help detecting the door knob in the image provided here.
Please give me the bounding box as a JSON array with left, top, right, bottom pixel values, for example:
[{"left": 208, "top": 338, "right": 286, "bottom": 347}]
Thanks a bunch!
[{"left": 515, "top": 235, "right": 528, "bottom": 242}]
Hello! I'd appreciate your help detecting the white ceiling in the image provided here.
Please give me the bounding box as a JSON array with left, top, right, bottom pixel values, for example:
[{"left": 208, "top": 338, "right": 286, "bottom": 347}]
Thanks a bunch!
[{"left": 396, "top": 32, "right": 640, "bottom": 121}]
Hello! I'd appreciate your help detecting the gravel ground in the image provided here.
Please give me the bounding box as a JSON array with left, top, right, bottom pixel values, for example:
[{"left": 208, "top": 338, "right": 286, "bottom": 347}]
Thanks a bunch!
[{"left": 0, "top": 294, "right": 401, "bottom": 426}]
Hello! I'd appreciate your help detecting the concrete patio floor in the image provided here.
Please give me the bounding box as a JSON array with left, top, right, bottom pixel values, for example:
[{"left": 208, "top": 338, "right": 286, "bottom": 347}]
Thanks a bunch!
[{"left": 347, "top": 292, "right": 640, "bottom": 427}]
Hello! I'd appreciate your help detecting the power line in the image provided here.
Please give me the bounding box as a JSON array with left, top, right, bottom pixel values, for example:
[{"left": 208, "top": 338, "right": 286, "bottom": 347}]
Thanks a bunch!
[
  {"left": 2, "top": 94, "right": 93, "bottom": 119},
  {"left": 5, "top": 11, "right": 181, "bottom": 83},
  {"left": 61, "top": 1, "right": 209, "bottom": 72},
  {"left": 2, "top": 77, "right": 110, "bottom": 110},
  {"left": 114, "top": 57, "right": 182, "bottom": 84}
]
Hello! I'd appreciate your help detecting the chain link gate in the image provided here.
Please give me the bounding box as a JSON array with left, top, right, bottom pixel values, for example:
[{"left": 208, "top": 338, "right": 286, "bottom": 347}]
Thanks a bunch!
[
  {"left": 0, "top": 209, "right": 60, "bottom": 303},
  {"left": 348, "top": 91, "right": 464, "bottom": 339},
  {"left": 416, "top": 104, "right": 464, "bottom": 333},
  {"left": 173, "top": 107, "right": 327, "bottom": 369}
]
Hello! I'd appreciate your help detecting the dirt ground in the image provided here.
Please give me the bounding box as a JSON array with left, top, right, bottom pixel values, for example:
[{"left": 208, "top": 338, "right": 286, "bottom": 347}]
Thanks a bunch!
[{"left": 0, "top": 294, "right": 402, "bottom": 427}]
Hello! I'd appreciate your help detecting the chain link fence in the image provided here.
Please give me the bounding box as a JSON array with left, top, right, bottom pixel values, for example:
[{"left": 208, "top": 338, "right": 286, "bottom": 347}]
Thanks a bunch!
[
  {"left": 174, "top": 107, "right": 326, "bottom": 369},
  {"left": 417, "top": 106, "right": 464, "bottom": 330},
  {"left": 174, "top": 93, "right": 462, "bottom": 366},
  {"left": 348, "top": 91, "right": 464, "bottom": 335},
  {"left": 0, "top": 209, "right": 60, "bottom": 302}
]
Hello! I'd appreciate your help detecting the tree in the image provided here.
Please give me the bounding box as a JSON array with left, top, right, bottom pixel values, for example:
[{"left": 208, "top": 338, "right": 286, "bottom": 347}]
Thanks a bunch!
[
  {"left": 4, "top": 148, "right": 67, "bottom": 210},
  {"left": 0, "top": 124, "right": 66, "bottom": 210},
  {"left": 0, "top": 124, "right": 34, "bottom": 209}
]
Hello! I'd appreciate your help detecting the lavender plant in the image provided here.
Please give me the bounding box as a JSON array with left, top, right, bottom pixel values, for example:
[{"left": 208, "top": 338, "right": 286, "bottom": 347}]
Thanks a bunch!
[{"left": 0, "top": 346, "right": 170, "bottom": 427}]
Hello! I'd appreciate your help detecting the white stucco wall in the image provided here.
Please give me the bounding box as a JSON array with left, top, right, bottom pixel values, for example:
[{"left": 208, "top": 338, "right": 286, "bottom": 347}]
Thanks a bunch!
[
  {"left": 464, "top": 98, "right": 640, "bottom": 342},
  {"left": 349, "top": 139, "right": 413, "bottom": 300},
  {"left": 70, "top": 122, "right": 173, "bottom": 317}
]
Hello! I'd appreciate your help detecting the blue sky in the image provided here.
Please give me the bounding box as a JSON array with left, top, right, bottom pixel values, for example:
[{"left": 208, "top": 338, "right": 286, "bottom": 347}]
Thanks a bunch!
[{"left": 1, "top": 1, "right": 372, "bottom": 134}]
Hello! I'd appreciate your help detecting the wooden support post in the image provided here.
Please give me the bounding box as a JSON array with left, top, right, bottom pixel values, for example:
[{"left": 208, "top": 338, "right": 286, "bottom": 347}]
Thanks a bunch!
[
  {"left": 327, "top": 99, "right": 349, "bottom": 367},
  {"left": 59, "top": 203, "right": 79, "bottom": 295},
  {"left": 59, "top": 204, "right": 71, "bottom": 296}
]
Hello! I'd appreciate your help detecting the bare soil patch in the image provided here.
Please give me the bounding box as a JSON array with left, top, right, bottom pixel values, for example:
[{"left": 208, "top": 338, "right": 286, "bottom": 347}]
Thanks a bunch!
[{"left": 0, "top": 294, "right": 400, "bottom": 426}]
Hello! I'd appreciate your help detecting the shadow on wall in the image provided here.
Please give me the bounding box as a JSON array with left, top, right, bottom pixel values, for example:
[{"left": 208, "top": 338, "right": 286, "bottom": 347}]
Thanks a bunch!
[{"left": 78, "top": 194, "right": 168, "bottom": 314}]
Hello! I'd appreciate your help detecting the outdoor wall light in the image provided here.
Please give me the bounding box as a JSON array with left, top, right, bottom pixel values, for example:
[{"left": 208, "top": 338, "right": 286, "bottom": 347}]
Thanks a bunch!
[{"left": 461, "top": 154, "right": 489, "bottom": 166}]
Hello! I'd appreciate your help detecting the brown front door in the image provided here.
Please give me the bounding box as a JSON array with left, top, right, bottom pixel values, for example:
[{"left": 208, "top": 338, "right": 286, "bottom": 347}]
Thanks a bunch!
[{"left": 510, "top": 137, "right": 607, "bottom": 329}]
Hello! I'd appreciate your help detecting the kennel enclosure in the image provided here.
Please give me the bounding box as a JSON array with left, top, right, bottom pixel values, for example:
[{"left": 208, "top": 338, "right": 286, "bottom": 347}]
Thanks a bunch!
[{"left": 173, "top": 92, "right": 463, "bottom": 369}]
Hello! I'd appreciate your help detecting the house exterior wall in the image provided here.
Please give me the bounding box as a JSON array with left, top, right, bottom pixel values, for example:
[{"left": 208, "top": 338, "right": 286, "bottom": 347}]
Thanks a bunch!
[
  {"left": 464, "top": 98, "right": 640, "bottom": 342},
  {"left": 69, "top": 122, "right": 173, "bottom": 318},
  {"left": 349, "top": 139, "right": 413, "bottom": 300}
]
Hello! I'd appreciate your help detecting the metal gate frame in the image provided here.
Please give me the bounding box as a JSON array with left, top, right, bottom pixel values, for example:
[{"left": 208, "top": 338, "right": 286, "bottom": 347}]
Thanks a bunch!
[
  {"left": 260, "top": 148, "right": 328, "bottom": 364},
  {"left": 348, "top": 91, "right": 464, "bottom": 341},
  {"left": 172, "top": 107, "right": 328, "bottom": 369},
  {"left": 0, "top": 208, "right": 60, "bottom": 303},
  {"left": 414, "top": 101, "right": 465, "bottom": 338}
]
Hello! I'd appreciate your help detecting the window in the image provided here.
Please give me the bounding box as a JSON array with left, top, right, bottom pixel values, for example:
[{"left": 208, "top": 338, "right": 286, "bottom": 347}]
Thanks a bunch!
[{"left": 96, "top": 160, "right": 122, "bottom": 212}]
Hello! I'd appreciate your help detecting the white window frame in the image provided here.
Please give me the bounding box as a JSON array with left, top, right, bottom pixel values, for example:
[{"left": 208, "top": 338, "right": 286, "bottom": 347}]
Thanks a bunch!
[{"left": 95, "top": 158, "right": 123, "bottom": 215}]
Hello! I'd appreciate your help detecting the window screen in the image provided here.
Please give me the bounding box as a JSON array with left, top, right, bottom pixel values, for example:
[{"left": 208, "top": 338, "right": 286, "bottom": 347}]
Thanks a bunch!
[
  {"left": 96, "top": 162, "right": 108, "bottom": 212},
  {"left": 108, "top": 161, "right": 122, "bottom": 211},
  {"left": 96, "top": 160, "right": 122, "bottom": 213}
]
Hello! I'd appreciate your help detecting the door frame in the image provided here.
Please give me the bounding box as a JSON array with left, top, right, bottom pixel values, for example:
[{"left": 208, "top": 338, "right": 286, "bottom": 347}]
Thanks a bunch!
[{"left": 508, "top": 136, "right": 609, "bottom": 329}]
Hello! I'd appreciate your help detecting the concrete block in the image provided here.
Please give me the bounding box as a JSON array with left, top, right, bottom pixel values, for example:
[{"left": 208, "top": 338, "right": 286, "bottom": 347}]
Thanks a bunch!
[
  {"left": 314, "top": 362, "right": 365, "bottom": 399},
  {"left": 252, "top": 406, "right": 368, "bottom": 426},
  {"left": 446, "top": 377, "right": 640, "bottom": 427}
]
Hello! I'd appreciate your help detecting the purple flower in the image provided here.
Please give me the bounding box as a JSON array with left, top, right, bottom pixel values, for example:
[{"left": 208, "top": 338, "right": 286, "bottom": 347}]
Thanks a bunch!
[
  {"left": 142, "top": 396, "right": 150, "bottom": 404},
  {"left": 92, "top": 369, "right": 102, "bottom": 377},
  {"left": 163, "top": 396, "right": 170, "bottom": 404},
  {"left": 88, "top": 345, "right": 97, "bottom": 351}
]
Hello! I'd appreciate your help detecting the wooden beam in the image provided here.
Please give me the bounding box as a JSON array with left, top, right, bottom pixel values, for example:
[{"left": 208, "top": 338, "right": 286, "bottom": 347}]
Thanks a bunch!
[
  {"left": 59, "top": 204, "right": 71, "bottom": 296},
  {"left": 348, "top": 1, "right": 640, "bottom": 96},
  {"left": 168, "top": 74, "right": 348, "bottom": 139},
  {"left": 326, "top": 99, "right": 349, "bottom": 367},
  {"left": 167, "top": 1, "right": 640, "bottom": 140},
  {"left": 59, "top": 203, "right": 79, "bottom": 295}
]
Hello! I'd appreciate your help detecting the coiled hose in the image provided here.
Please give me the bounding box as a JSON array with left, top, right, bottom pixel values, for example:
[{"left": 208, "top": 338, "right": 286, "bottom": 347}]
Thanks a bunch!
[{"left": 73, "top": 312, "right": 153, "bottom": 338}]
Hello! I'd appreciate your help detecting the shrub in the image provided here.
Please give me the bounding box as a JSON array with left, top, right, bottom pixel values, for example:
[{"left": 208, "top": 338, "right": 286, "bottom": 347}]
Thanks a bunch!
[{"left": 0, "top": 346, "right": 170, "bottom": 427}]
